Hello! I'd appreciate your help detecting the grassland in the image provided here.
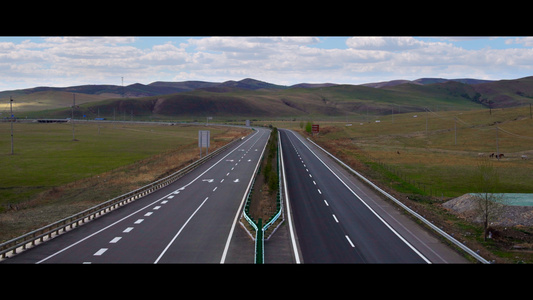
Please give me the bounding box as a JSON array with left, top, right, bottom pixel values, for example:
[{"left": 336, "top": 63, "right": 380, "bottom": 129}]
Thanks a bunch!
[
  {"left": 275, "top": 105, "right": 533, "bottom": 198},
  {"left": 0, "top": 121, "right": 248, "bottom": 242}
]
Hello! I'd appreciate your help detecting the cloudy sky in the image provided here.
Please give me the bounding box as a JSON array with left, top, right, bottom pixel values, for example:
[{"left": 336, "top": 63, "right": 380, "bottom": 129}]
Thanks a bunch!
[{"left": 1, "top": 36, "right": 533, "bottom": 91}]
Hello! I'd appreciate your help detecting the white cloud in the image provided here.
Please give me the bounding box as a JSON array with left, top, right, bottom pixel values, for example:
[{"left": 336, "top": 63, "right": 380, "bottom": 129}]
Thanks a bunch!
[
  {"left": 346, "top": 36, "right": 431, "bottom": 51},
  {"left": 1, "top": 36, "right": 533, "bottom": 90}
]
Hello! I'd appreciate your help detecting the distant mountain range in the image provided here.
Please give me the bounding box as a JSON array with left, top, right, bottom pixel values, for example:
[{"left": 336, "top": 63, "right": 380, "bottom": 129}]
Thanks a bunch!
[
  {"left": 0, "top": 77, "right": 497, "bottom": 98},
  {"left": 3, "top": 76, "right": 533, "bottom": 119},
  {"left": 361, "top": 78, "right": 495, "bottom": 88}
]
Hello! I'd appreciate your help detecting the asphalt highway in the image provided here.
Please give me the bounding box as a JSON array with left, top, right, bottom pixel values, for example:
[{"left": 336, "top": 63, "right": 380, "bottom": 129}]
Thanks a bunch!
[
  {"left": 278, "top": 129, "right": 468, "bottom": 263},
  {"left": 3, "top": 126, "right": 469, "bottom": 264},
  {"left": 4, "top": 127, "right": 270, "bottom": 264}
]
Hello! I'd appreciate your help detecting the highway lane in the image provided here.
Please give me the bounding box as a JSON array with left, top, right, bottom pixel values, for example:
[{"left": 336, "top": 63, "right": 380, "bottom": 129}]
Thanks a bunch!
[
  {"left": 279, "top": 129, "right": 467, "bottom": 263},
  {"left": 3, "top": 127, "right": 270, "bottom": 264}
]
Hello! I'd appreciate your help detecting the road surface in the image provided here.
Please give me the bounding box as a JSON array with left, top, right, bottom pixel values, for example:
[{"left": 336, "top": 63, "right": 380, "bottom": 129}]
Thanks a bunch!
[
  {"left": 3, "top": 127, "right": 270, "bottom": 264},
  {"left": 3, "top": 126, "right": 468, "bottom": 264},
  {"left": 277, "top": 129, "right": 468, "bottom": 263}
]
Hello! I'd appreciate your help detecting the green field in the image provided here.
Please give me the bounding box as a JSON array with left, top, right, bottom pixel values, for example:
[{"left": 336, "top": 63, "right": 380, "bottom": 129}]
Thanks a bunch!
[
  {"left": 274, "top": 105, "right": 533, "bottom": 199},
  {"left": 0, "top": 121, "right": 243, "bottom": 209}
]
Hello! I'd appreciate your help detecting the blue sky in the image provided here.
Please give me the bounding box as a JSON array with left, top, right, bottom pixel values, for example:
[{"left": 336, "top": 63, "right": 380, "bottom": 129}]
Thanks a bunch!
[{"left": 1, "top": 36, "right": 533, "bottom": 90}]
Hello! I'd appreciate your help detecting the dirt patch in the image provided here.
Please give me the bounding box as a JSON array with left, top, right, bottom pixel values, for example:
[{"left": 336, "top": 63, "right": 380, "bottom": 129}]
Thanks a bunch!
[{"left": 443, "top": 194, "right": 533, "bottom": 227}]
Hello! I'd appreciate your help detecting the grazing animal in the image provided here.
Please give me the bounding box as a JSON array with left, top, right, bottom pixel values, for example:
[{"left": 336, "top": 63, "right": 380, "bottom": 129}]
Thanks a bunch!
[
  {"left": 489, "top": 153, "right": 495, "bottom": 158},
  {"left": 522, "top": 155, "right": 529, "bottom": 160},
  {"left": 498, "top": 153, "right": 504, "bottom": 159}
]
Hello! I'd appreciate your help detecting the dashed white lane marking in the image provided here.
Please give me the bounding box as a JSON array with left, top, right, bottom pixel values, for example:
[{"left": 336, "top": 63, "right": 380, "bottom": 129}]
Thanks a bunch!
[
  {"left": 134, "top": 219, "right": 144, "bottom": 224},
  {"left": 161, "top": 200, "right": 168, "bottom": 204},
  {"left": 332, "top": 214, "right": 339, "bottom": 223},
  {"left": 94, "top": 248, "right": 108, "bottom": 256},
  {"left": 345, "top": 235, "right": 355, "bottom": 248},
  {"left": 324, "top": 200, "right": 329, "bottom": 206},
  {"left": 123, "top": 227, "right": 134, "bottom": 233},
  {"left": 109, "top": 237, "right": 122, "bottom": 243},
  {"left": 144, "top": 212, "right": 153, "bottom": 216},
  {"left": 317, "top": 189, "right": 322, "bottom": 194},
  {"left": 313, "top": 180, "right": 316, "bottom": 185},
  {"left": 153, "top": 206, "right": 161, "bottom": 210},
  {"left": 213, "top": 187, "right": 218, "bottom": 192},
  {"left": 167, "top": 195, "right": 174, "bottom": 199},
  {"left": 220, "top": 179, "right": 224, "bottom": 183}
]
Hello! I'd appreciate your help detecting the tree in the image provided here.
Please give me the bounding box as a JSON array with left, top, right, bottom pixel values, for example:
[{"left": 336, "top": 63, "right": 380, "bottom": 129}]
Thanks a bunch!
[
  {"left": 472, "top": 157, "right": 507, "bottom": 241},
  {"left": 305, "top": 121, "right": 312, "bottom": 134}
]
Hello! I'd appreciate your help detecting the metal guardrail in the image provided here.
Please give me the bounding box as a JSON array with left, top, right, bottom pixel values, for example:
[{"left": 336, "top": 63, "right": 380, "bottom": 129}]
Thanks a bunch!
[
  {"left": 306, "top": 137, "right": 491, "bottom": 264},
  {"left": 0, "top": 136, "right": 244, "bottom": 261},
  {"left": 241, "top": 129, "right": 284, "bottom": 264},
  {"left": 242, "top": 137, "right": 267, "bottom": 264}
]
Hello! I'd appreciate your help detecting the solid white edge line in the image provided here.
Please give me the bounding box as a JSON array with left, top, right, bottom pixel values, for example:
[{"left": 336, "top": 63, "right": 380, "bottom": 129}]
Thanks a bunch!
[
  {"left": 290, "top": 130, "right": 432, "bottom": 264},
  {"left": 154, "top": 197, "right": 209, "bottom": 264},
  {"left": 220, "top": 128, "right": 269, "bottom": 263}
]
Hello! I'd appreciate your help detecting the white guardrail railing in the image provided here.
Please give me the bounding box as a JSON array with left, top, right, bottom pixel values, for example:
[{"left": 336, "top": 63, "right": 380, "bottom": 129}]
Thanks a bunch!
[
  {"left": 306, "top": 137, "right": 491, "bottom": 264},
  {"left": 0, "top": 136, "right": 244, "bottom": 261}
]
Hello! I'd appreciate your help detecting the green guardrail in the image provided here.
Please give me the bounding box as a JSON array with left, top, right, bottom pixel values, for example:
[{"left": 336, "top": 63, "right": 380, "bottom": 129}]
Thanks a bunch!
[{"left": 242, "top": 128, "right": 282, "bottom": 264}]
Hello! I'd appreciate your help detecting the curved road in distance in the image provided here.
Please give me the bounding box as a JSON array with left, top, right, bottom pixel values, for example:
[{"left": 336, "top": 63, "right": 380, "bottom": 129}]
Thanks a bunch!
[{"left": 279, "top": 129, "right": 468, "bottom": 263}]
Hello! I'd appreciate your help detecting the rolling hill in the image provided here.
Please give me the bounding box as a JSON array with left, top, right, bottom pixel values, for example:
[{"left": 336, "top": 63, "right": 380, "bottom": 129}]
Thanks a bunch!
[{"left": 3, "top": 76, "right": 533, "bottom": 119}]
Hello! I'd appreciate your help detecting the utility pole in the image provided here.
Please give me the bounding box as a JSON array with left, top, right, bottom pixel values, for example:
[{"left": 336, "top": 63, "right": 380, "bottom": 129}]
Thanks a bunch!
[{"left": 10, "top": 97, "right": 14, "bottom": 155}]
